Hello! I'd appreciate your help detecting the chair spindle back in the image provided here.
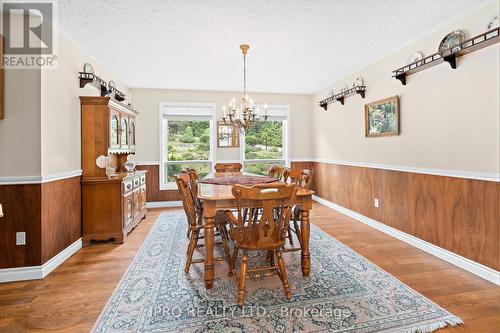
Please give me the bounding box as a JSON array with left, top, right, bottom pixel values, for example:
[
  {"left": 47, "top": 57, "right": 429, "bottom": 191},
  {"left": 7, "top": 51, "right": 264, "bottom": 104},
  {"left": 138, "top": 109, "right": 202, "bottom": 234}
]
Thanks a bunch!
[
  {"left": 214, "top": 162, "right": 243, "bottom": 173},
  {"left": 231, "top": 183, "right": 297, "bottom": 245},
  {"left": 174, "top": 174, "right": 198, "bottom": 228},
  {"left": 268, "top": 165, "right": 290, "bottom": 181},
  {"left": 284, "top": 169, "right": 311, "bottom": 188}
]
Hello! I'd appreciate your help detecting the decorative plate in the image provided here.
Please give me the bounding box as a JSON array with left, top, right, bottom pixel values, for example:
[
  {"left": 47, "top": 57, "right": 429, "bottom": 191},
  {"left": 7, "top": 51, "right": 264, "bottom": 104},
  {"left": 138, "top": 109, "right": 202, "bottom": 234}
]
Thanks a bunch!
[
  {"left": 83, "top": 62, "right": 94, "bottom": 74},
  {"left": 407, "top": 52, "right": 423, "bottom": 65},
  {"left": 438, "top": 30, "right": 466, "bottom": 54},
  {"left": 96, "top": 155, "right": 107, "bottom": 169},
  {"left": 108, "top": 80, "right": 116, "bottom": 90},
  {"left": 487, "top": 15, "right": 499, "bottom": 30}
]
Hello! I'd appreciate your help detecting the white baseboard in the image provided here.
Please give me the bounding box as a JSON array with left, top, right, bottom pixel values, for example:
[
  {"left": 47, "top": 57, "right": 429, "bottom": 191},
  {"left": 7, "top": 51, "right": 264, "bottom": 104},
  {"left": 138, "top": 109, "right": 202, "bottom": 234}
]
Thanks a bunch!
[
  {"left": 0, "top": 238, "right": 82, "bottom": 283},
  {"left": 312, "top": 195, "right": 500, "bottom": 286},
  {"left": 146, "top": 201, "right": 183, "bottom": 208}
]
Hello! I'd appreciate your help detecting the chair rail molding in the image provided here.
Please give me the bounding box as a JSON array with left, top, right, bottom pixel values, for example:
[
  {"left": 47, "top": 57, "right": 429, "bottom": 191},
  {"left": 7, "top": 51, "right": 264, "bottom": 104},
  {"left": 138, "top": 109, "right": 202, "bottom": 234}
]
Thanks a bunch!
[
  {"left": 135, "top": 161, "right": 161, "bottom": 166},
  {"left": 0, "top": 170, "right": 83, "bottom": 185},
  {"left": 312, "top": 195, "right": 500, "bottom": 286},
  {"left": 298, "top": 159, "right": 499, "bottom": 182}
]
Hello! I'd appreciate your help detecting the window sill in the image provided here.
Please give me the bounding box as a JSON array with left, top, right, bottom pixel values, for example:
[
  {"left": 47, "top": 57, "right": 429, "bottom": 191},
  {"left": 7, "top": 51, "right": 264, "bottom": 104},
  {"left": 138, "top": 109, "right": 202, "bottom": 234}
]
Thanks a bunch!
[{"left": 160, "top": 184, "right": 178, "bottom": 191}]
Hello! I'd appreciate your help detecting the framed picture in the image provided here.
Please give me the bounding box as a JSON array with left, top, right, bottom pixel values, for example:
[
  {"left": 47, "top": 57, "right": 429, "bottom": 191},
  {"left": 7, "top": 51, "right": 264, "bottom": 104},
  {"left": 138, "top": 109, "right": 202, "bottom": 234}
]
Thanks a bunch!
[
  {"left": 217, "top": 123, "right": 239, "bottom": 148},
  {"left": 364, "top": 96, "right": 399, "bottom": 137}
]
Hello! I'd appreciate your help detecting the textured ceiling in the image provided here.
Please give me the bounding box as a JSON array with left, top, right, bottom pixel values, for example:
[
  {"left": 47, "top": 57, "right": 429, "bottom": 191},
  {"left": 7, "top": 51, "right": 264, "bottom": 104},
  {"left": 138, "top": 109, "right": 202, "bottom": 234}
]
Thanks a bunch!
[{"left": 57, "top": 0, "right": 491, "bottom": 93}]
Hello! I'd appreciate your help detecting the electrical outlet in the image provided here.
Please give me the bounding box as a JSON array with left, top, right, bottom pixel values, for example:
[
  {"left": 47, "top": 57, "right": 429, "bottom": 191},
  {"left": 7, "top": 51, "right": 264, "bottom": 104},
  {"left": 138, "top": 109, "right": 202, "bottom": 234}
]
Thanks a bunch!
[
  {"left": 374, "top": 198, "right": 380, "bottom": 208},
  {"left": 16, "top": 232, "right": 26, "bottom": 245}
]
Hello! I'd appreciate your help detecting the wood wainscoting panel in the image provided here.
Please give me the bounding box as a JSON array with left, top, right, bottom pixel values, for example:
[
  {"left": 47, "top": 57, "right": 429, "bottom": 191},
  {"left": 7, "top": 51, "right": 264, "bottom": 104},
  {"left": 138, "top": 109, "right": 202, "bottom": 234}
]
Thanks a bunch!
[
  {"left": 464, "top": 179, "right": 499, "bottom": 270},
  {"left": 0, "top": 184, "right": 42, "bottom": 268},
  {"left": 379, "top": 170, "right": 410, "bottom": 232},
  {"left": 309, "top": 161, "right": 499, "bottom": 271},
  {"left": 350, "top": 166, "right": 380, "bottom": 221},
  {"left": 41, "top": 176, "right": 82, "bottom": 264},
  {"left": 136, "top": 165, "right": 180, "bottom": 202}
]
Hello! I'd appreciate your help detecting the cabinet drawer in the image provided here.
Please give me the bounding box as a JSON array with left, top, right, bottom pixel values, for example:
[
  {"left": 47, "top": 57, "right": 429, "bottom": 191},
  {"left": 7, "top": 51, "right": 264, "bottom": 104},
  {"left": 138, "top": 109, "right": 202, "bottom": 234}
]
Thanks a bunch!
[
  {"left": 140, "top": 174, "right": 146, "bottom": 185},
  {"left": 133, "top": 176, "right": 140, "bottom": 188},
  {"left": 124, "top": 179, "right": 133, "bottom": 193}
]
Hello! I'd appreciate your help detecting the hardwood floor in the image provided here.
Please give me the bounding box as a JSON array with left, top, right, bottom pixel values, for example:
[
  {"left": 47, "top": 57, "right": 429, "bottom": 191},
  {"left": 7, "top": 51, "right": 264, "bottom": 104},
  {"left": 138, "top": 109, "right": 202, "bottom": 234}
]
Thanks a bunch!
[{"left": 0, "top": 203, "right": 499, "bottom": 332}]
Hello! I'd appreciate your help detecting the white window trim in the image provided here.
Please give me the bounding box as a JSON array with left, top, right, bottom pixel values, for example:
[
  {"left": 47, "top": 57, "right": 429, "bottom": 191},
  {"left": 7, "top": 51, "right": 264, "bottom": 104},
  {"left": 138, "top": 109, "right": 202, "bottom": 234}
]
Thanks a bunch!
[
  {"left": 158, "top": 102, "right": 216, "bottom": 190},
  {"left": 240, "top": 104, "right": 291, "bottom": 170}
]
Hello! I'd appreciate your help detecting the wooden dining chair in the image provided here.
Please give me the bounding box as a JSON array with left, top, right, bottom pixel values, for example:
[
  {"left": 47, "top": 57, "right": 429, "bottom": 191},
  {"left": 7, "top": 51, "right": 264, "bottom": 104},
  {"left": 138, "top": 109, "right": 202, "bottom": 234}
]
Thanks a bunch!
[
  {"left": 180, "top": 168, "right": 201, "bottom": 239},
  {"left": 227, "top": 182, "right": 297, "bottom": 306},
  {"left": 174, "top": 174, "right": 231, "bottom": 273},
  {"left": 214, "top": 162, "right": 243, "bottom": 173},
  {"left": 268, "top": 164, "right": 289, "bottom": 180},
  {"left": 283, "top": 169, "right": 312, "bottom": 252}
]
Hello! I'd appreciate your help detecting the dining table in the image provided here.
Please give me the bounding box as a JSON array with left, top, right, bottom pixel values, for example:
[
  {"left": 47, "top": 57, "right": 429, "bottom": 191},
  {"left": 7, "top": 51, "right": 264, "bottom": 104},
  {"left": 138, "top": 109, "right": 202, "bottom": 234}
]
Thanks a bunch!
[{"left": 197, "top": 172, "right": 314, "bottom": 289}]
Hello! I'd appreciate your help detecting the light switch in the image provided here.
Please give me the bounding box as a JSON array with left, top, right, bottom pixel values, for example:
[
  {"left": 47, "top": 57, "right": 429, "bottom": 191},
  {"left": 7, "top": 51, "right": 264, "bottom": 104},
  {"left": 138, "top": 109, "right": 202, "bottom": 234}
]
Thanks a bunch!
[
  {"left": 374, "top": 198, "right": 380, "bottom": 208},
  {"left": 16, "top": 232, "right": 26, "bottom": 245}
]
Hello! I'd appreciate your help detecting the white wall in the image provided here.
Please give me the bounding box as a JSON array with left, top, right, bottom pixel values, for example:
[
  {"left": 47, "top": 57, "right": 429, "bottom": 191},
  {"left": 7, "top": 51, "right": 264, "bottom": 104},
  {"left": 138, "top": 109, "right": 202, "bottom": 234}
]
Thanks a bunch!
[
  {"left": 0, "top": 14, "right": 42, "bottom": 177},
  {"left": 312, "top": 2, "right": 499, "bottom": 175},
  {"left": 40, "top": 27, "right": 130, "bottom": 176},
  {"left": 130, "top": 88, "right": 313, "bottom": 163},
  {"left": 1, "top": 20, "right": 130, "bottom": 178},
  {"left": 0, "top": 69, "right": 41, "bottom": 177}
]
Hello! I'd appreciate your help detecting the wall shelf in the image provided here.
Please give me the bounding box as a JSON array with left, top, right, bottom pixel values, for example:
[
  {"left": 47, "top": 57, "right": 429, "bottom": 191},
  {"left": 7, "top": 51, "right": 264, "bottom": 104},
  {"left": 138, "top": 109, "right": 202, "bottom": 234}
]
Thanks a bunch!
[
  {"left": 108, "top": 86, "right": 126, "bottom": 102},
  {"left": 319, "top": 85, "right": 366, "bottom": 110},
  {"left": 79, "top": 72, "right": 108, "bottom": 97},
  {"left": 392, "top": 27, "right": 499, "bottom": 85},
  {"left": 79, "top": 72, "right": 127, "bottom": 102}
]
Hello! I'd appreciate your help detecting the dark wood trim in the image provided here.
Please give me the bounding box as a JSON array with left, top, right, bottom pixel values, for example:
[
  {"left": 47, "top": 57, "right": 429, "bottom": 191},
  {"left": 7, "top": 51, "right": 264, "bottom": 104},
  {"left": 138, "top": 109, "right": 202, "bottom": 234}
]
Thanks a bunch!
[
  {"left": 79, "top": 96, "right": 111, "bottom": 105},
  {"left": 291, "top": 161, "right": 499, "bottom": 271}
]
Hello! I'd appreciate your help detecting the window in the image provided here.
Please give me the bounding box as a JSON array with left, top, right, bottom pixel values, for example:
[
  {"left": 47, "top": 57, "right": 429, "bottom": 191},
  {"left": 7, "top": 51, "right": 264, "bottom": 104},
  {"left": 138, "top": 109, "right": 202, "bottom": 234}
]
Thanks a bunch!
[
  {"left": 242, "top": 105, "right": 290, "bottom": 175},
  {"left": 159, "top": 103, "right": 215, "bottom": 189}
]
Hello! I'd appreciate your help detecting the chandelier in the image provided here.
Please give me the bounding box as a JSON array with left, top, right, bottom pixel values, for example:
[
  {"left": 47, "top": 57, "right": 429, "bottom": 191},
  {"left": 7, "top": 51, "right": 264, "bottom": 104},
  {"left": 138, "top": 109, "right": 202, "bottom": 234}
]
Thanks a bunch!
[{"left": 220, "top": 44, "right": 268, "bottom": 131}]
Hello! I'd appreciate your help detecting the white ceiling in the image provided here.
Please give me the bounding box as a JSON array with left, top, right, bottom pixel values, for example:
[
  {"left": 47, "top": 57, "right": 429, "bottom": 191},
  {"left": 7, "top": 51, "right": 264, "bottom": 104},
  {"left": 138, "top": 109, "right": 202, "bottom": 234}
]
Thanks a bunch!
[{"left": 57, "top": 0, "right": 490, "bottom": 94}]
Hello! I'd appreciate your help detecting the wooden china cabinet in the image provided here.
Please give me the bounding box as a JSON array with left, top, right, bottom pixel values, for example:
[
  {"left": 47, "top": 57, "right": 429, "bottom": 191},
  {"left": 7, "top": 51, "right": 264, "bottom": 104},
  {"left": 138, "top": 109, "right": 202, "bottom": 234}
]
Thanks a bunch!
[{"left": 80, "top": 96, "right": 146, "bottom": 246}]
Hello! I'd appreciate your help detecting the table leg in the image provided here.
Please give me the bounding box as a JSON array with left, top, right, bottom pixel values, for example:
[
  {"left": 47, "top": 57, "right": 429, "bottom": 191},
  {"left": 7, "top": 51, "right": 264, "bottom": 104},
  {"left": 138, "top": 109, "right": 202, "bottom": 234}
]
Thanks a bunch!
[
  {"left": 300, "top": 209, "right": 311, "bottom": 277},
  {"left": 203, "top": 201, "right": 216, "bottom": 289}
]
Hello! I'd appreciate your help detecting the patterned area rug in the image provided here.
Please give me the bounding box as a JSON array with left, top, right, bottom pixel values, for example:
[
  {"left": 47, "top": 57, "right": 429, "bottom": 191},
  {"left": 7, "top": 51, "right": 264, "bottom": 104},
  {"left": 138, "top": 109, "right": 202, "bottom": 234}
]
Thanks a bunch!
[{"left": 92, "top": 212, "right": 462, "bottom": 333}]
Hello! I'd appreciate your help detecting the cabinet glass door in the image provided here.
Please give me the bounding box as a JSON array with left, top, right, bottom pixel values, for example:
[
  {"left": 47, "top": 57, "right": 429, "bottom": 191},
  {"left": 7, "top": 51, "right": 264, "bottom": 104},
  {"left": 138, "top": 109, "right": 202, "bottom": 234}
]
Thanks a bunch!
[
  {"left": 121, "top": 118, "right": 128, "bottom": 149},
  {"left": 110, "top": 114, "right": 120, "bottom": 149},
  {"left": 129, "top": 119, "right": 136, "bottom": 150}
]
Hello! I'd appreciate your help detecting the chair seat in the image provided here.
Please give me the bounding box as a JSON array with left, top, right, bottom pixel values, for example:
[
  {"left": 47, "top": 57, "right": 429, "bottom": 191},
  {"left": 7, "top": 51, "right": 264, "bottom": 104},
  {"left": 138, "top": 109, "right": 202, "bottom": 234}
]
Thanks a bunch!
[{"left": 230, "top": 227, "right": 285, "bottom": 250}]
